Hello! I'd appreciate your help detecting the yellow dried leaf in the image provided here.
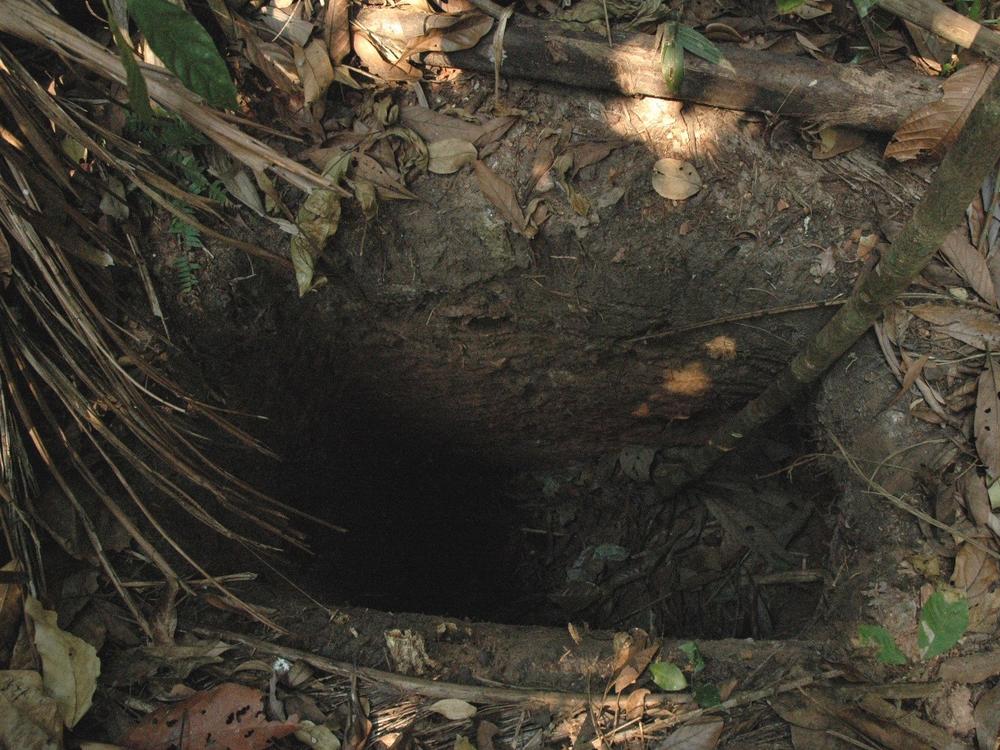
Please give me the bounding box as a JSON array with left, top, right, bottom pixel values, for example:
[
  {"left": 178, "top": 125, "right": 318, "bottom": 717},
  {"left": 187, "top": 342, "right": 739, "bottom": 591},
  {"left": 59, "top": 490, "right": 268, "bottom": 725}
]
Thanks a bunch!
[
  {"left": 24, "top": 596, "right": 99, "bottom": 729},
  {"left": 811, "top": 126, "right": 865, "bottom": 160}
]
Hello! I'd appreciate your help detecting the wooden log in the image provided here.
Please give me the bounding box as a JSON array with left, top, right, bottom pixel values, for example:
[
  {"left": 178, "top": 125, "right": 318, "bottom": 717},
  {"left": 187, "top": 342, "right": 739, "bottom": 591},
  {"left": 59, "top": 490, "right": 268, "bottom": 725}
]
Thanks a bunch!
[
  {"left": 356, "top": 7, "right": 941, "bottom": 132},
  {"left": 879, "top": 0, "right": 1000, "bottom": 61}
]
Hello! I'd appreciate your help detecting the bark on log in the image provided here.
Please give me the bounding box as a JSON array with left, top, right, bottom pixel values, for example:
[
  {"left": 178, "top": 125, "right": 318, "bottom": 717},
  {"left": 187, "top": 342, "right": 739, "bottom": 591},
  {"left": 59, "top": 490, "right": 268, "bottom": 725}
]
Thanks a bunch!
[{"left": 356, "top": 7, "right": 942, "bottom": 132}]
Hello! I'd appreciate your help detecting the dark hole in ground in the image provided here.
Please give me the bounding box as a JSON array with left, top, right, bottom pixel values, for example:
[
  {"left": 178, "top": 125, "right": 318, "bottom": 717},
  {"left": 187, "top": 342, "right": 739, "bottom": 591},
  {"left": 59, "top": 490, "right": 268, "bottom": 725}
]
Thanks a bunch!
[
  {"left": 212, "top": 340, "right": 833, "bottom": 636},
  {"left": 243, "top": 386, "right": 523, "bottom": 621}
]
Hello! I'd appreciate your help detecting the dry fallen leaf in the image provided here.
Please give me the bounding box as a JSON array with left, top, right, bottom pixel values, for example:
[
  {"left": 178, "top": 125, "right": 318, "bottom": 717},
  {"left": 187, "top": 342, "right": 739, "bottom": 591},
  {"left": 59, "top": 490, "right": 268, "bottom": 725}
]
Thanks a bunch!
[
  {"left": 811, "top": 126, "right": 865, "bottom": 160},
  {"left": 294, "top": 38, "right": 335, "bottom": 107},
  {"left": 428, "top": 139, "right": 477, "bottom": 174},
  {"left": 975, "top": 684, "right": 1000, "bottom": 750},
  {"left": 325, "top": 0, "right": 351, "bottom": 65},
  {"left": 428, "top": 698, "right": 477, "bottom": 720},
  {"left": 657, "top": 719, "right": 724, "bottom": 749},
  {"left": 951, "top": 540, "right": 1000, "bottom": 634},
  {"left": 886, "top": 63, "right": 999, "bottom": 161},
  {"left": 939, "top": 227, "right": 997, "bottom": 306},
  {"left": 124, "top": 682, "right": 297, "bottom": 750},
  {"left": 24, "top": 596, "right": 99, "bottom": 729},
  {"left": 0, "top": 670, "right": 63, "bottom": 748},
  {"left": 405, "top": 11, "right": 493, "bottom": 54},
  {"left": 652, "top": 158, "right": 701, "bottom": 200},
  {"left": 474, "top": 160, "right": 532, "bottom": 236},
  {"left": 976, "top": 362, "right": 1000, "bottom": 477},
  {"left": 353, "top": 31, "right": 422, "bottom": 81},
  {"left": 911, "top": 304, "right": 1000, "bottom": 350}
]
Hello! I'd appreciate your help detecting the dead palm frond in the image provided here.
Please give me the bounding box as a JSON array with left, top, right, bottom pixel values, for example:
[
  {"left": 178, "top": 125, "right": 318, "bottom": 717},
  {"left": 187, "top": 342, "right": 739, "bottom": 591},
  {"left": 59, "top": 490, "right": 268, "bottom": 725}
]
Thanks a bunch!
[{"left": 0, "top": 0, "right": 341, "bottom": 637}]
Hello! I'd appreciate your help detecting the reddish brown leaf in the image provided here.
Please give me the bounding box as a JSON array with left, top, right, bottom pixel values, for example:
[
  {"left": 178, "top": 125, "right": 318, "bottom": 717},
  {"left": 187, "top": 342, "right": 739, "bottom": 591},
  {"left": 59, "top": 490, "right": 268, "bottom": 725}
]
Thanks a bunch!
[
  {"left": 886, "top": 63, "right": 999, "bottom": 161},
  {"left": 324, "top": 0, "right": 351, "bottom": 65},
  {"left": 123, "top": 683, "right": 297, "bottom": 750},
  {"left": 473, "top": 160, "right": 530, "bottom": 236},
  {"left": 939, "top": 227, "right": 997, "bottom": 305},
  {"left": 911, "top": 304, "right": 1000, "bottom": 350},
  {"left": 975, "top": 362, "right": 1000, "bottom": 477}
]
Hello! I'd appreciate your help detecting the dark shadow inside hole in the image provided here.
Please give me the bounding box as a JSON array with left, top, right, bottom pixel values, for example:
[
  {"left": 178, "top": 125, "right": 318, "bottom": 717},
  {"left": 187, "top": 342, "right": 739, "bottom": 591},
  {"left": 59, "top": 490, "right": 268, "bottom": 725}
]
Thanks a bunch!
[{"left": 246, "top": 388, "right": 523, "bottom": 621}]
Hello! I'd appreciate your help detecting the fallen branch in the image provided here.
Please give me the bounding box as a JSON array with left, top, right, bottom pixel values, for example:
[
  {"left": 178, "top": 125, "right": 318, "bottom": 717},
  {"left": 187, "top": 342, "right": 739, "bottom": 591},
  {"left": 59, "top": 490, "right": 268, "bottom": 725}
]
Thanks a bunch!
[
  {"left": 355, "top": 7, "right": 941, "bottom": 132},
  {"left": 880, "top": 0, "right": 1000, "bottom": 61},
  {"left": 652, "top": 63, "right": 1000, "bottom": 498}
]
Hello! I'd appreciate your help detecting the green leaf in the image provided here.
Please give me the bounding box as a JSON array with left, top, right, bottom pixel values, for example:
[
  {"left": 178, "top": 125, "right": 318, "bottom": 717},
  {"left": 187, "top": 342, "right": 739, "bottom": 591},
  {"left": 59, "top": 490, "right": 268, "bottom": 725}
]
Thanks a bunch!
[
  {"left": 858, "top": 625, "right": 907, "bottom": 665},
  {"left": 676, "top": 26, "right": 721, "bottom": 65},
  {"left": 127, "top": 0, "right": 237, "bottom": 109},
  {"left": 693, "top": 684, "right": 721, "bottom": 708},
  {"left": 851, "top": 0, "right": 878, "bottom": 17},
  {"left": 776, "top": 0, "right": 806, "bottom": 11},
  {"left": 918, "top": 592, "right": 969, "bottom": 660},
  {"left": 108, "top": 13, "right": 154, "bottom": 122},
  {"left": 678, "top": 641, "right": 705, "bottom": 673},
  {"left": 649, "top": 661, "right": 687, "bottom": 691},
  {"left": 659, "top": 23, "right": 684, "bottom": 94}
]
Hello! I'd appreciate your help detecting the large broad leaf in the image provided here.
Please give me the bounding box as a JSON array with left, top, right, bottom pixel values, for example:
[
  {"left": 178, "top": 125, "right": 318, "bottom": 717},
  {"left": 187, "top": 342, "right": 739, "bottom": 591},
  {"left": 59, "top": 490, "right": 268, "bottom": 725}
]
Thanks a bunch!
[
  {"left": 857, "top": 624, "right": 907, "bottom": 665},
  {"left": 24, "top": 597, "right": 100, "bottom": 729},
  {"left": 127, "top": 0, "right": 238, "bottom": 109},
  {"left": 648, "top": 661, "right": 687, "bottom": 691},
  {"left": 918, "top": 591, "right": 969, "bottom": 659},
  {"left": 886, "top": 64, "right": 999, "bottom": 161},
  {"left": 123, "top": 682, "right": 297, "bottom": 750}
]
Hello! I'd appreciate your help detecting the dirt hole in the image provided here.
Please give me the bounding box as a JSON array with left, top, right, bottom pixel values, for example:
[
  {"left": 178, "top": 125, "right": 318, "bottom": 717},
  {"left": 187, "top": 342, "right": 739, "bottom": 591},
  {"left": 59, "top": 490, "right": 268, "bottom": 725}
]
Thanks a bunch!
[{"left": 219, "top": 345, "right": 835, "bottom": 639}]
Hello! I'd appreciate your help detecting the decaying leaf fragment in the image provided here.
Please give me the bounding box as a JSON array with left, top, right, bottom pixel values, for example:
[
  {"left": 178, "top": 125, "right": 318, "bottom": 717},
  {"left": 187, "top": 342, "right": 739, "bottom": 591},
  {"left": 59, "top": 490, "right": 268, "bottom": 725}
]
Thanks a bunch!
[
  {"left": 404, "top": 11, "right": 493, "bottom": 54},
  {"left": 651, "top": 158, "right": 701, "bottom": 200},
  {"left": 886, "top": 63, "right": 999, "bottom": 161},
  {"left": 976, "top": 360, "right": 1000, "bottom": 478},
  {"left": 291, "top": 150, "right": 351, "bottom": 296}
]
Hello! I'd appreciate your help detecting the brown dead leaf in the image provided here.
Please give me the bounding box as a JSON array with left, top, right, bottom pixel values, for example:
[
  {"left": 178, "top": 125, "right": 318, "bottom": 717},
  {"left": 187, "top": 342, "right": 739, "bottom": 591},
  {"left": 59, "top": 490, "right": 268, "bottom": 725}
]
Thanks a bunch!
[
  {"left": 354, "top": 154, "right": 418, "bottom": 201},
  {"left": 811, "top": 126, "right": 865, "bottom": 160},
  {"left": 976, "top": 362, "right": 1000, "bottom": 477},
  {"left": 0, "top": 670, "right": 63, "bottom": 749},
  {"left": 325, "top": 0, "right": 351, "bottom": 65},
  {"left": 476, "top": 721, "right": 499, "bottom": 750},
  {"left": 657, "top": 719, "right": 724, "bottom": 749},
  {"left": 353, "top": 32, "right": 422, "bottom": 81},
  {"left": 886, "top": 64, "right": 999, "bottom": 161},
  {"left": 951, "top": 540, "right": 1000, "bottom": 634},
  {"left": 405, "top": 12, "right": 493, "bottom": 55},
  {"left": 294, "top": 38, "right": 335, "bottom": 106},
  {"left": 960, "top": 473, "right": 992, "bottom": 528},
  {"left": 236, "top": 18, "right": 299, "bottom": 94},
  {"left": 975, "top": 684, "right": 1000, "bottom": 750},
  {"left": 123, "top": 682, "right": 297, "bottom": 750},
  {"left": 940, "top": 227, "right": 997, "bottom": 305},
  {"left": 474, "top": 160, "right": 531, "bottom": 236},
  {"left": 569, "top": 141, "right": 619, "bottom": 176},
  {"left": 428, "top": 139, "right": 477, "bottom": 174},
  {"left": 652, "top": 158, "right": 701, "bottom": 200},
  {"left": 911, "top": 304, "right": 1000, "bottom": 350}
]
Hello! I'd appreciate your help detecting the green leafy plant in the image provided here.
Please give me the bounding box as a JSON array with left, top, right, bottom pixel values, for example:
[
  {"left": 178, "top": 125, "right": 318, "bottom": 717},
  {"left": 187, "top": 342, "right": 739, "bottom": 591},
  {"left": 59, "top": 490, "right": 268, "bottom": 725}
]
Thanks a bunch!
[
  {"left": 918, "top": 591, "right": 969, "bottom": 659},
  {"left": 693, "top": 684, "right": 721, "bottom": 708},
  {"left": 858, "top": 591, "right": 969, "bottom": 664},
  {"left": 126, "top": 0, "right": 238, "bottom": 109},
  {"left": 648, "top": 661, "right": 687, "bottom": 691},
  {"left": 776, "top": 0, "right": 806, "bottom": 11},
  {"left": 851, "top": 0, "right": 878, "bottom": 18},
  {"left": 857, "top": 624, "right": 908, "bottom": 665},
  {"left": 173, "top": 254, "right": 201, "bottom": 293},
  {"left": 126, "top": 114, "right": 228, "bottom": 249},
  {"left": 678, "top": 641, "right": 705, "bottom": 673},
  {"left": 656, "top": 21, "right": 731, "bottom": 94}
]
